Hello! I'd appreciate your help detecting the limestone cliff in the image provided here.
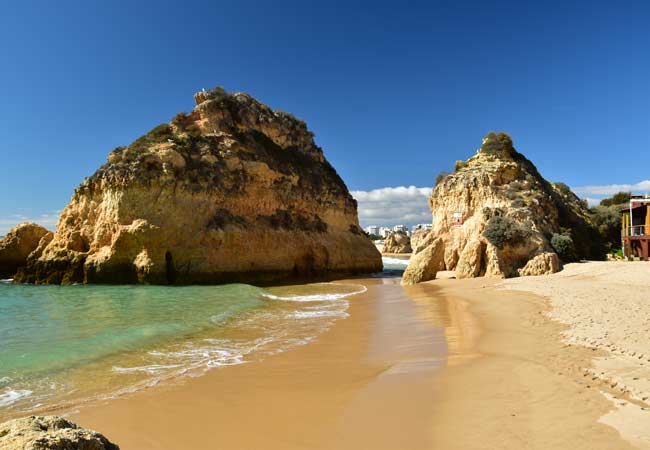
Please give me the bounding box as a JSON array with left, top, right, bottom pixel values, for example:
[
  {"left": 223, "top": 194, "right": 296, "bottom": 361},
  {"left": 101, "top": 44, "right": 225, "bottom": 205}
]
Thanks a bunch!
[
  {"left": 382, "top": 232, "right": 412, "bottom": 254},
  {"left": 402, "top": 132, "right": 601, "bottom": 284},
  {"left": 0, "top": 223, "right": 51, "bottom": 278},
  {"left": 16, "top": 87, "right": 381, "bottom": 285}
]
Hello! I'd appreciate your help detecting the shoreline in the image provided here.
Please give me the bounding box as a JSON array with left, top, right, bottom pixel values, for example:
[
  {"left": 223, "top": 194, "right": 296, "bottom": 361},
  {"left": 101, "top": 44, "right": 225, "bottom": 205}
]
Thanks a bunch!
[
  {"left": 68, "top": 277, "right": 450, "bottom": 449},
  {"left": 4, "top": 263, "right": 644, "bottom": 449}
]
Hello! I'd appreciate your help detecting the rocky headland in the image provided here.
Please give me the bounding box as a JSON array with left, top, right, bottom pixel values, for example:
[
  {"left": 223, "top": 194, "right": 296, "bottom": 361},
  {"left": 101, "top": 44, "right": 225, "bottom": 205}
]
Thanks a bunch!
[
  {"left": 15, "top": 87, "right": 381, "bottom": 285},
  {"left": 403, "top": 132, "right": 601, "bottom": 284}
]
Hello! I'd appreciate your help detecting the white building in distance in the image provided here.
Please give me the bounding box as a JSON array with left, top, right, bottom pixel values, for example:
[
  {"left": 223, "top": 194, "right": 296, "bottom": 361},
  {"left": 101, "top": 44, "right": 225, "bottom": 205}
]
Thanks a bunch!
[
  {"left": 365, "top": 225, "right": 380, "bottom": 236},
  {"left": 379, "top": 227, "right": 392, "bottom": 238},
  {"left": 411, "top": 223, "right": 432, "bottom": 233}
]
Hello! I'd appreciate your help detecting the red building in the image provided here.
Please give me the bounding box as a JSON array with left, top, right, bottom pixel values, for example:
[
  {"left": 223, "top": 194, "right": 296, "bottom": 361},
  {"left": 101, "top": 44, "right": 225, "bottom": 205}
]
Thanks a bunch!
[{"left": 621, "top": 196, "right": 650, "bottom": 259}]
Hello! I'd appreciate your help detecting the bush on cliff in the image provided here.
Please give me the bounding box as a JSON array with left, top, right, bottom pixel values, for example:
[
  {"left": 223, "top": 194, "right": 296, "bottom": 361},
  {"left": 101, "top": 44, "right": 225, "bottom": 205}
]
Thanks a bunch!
[
  {"left": 483, "top": 215, "right": 531, "bottom": 249},
  {"left": 551, "top": 233, "right": 576, "bottom": 262},
  {"left": 480, "top": 132, "right": 513, "bottom": 156},
  {"left": 127, "top": 124, "right": 173, "bottom": 157},
  {"left": 454, "top": 160, "right": 467, "bottom": 171}
]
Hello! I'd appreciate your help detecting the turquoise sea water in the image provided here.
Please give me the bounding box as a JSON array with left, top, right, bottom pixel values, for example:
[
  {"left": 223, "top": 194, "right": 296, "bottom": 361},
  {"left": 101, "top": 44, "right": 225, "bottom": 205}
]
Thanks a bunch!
[
  {"left": 381, "top": 256, "right": 410, "bottom": 272},
  {"left": 0, "top": 279, "right": 366, "bottom": 418}
]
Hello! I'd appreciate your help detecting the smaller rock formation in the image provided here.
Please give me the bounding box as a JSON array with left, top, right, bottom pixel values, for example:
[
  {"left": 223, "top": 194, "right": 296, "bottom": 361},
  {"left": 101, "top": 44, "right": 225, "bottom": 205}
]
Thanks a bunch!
[
  {"left": 517, "top": 252, "right": 560, "bottom": 276},
  {"left": 401, "top": 238, "right": 444, "bottom": 285},
  {"left": 402, "top": 132, "right": 601, "bottom": 285},
  {"left": 0, "top": 416, "right": 119, "bottom": 450},
  {"left": 382, "top": 232, "right": 412, "bottom": 254},
  {"left": 0, "top": 223, "right": 51, "bottom": 278}
]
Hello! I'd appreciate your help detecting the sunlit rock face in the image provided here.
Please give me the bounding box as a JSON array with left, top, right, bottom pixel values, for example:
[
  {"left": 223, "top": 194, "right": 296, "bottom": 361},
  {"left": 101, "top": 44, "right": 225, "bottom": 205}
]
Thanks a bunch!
[
  {"left": 16, "top": 87, "right": 381, "bottom": 285},
  {"left": 0, "top": 222, "right": 51, "bottom": 278},
  {"left": 382, "top": 232, "right": 412, "bottom": 254},
  {"left": 402, "top": 132, "right": 601, "bottom": 284}
]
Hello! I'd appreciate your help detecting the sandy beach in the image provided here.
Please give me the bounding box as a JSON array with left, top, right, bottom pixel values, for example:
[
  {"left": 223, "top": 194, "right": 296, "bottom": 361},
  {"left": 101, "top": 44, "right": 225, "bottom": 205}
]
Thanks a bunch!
[{"left": 53, "top": 262, "right": 650, "bottom": 449}]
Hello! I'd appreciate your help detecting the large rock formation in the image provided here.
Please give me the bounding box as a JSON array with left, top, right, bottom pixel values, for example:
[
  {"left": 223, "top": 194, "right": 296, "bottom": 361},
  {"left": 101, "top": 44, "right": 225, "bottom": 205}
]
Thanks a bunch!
[
  {"left": 382, "top": 232, "right": 412, "bottom": 254},
  {"left": 16, "top": 87, "right": 381, "bottom": 285},
  {"left": 0, "top": 223, "right": 51, "bottom": 278},
  {"left": 402, "top": 132, "right": 602, "bottom": 284},
  {"left": 401, "top": 237, "right": 444, "bottom": 285},
  {"left": 0, "top": 416, "right": 119, "bottom": 450}
]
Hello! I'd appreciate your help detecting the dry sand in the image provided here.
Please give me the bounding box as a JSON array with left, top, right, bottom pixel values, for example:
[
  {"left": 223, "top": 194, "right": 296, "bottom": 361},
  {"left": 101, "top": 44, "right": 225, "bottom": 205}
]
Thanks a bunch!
[
  {"left": 62, "top": 264, "right": 648, "bottom": 449},
  {"left": 505, "top": 261, "right": 650, "bottom": 449}
]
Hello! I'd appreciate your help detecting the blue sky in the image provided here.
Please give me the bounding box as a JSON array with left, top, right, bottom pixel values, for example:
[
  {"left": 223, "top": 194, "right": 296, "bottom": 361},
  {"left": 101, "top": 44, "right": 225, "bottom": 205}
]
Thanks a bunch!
[{"left": 0, "top": 0, "right": 648, "bottom": 233}]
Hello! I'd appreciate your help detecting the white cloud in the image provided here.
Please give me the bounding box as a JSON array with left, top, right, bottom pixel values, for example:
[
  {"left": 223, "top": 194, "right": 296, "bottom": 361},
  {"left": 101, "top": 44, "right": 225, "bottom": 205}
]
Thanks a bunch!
[
  {"left": 572, "top": 180, "right": 650, "bottom": 197},
  {"left": 351, "top": 186, "right": 432, "bottom": 227},
  {"left": 0, "top": 212, "right": 60, "bottom": 237}
]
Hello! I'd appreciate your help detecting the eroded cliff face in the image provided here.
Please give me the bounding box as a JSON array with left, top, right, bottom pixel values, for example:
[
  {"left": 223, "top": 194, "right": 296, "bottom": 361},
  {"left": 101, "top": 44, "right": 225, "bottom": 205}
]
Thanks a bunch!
[
  {"left": 402, "top": 132, "right": 601, "bottom": 284},
  {"left": 17, "top": 87, "right": 381, "bottom": 285}
]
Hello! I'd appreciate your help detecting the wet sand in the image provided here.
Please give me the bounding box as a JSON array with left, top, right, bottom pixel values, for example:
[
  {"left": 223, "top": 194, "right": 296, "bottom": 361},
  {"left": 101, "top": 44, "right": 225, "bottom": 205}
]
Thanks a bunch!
[
  {"left": 417, "top": 276, "right": 637, "bottom": 450},
  {"left": 71, "top": 277, "right": 448, "bottom": 450},
  {"left": 67, "top": 273, "right": 638, "bottom": 449}
]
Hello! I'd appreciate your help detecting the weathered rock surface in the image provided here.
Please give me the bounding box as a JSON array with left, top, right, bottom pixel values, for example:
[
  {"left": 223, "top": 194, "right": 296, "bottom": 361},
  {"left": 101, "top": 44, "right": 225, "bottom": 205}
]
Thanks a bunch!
[
  {"left": 0, "top": 223, "right": 50, "bottom": 278},
  {"left": 518, "top": 252, "right": 561, "bottom": 276},
  {"left": 410, "top": 228, "right": 432, "bottom": 254},
  {"left": 16, "top": 87, "right": 381, "bottom": 285},
  {"left": 403, "top": 132, "right": 602, "bottom": 283},
  {"left": 455, "top": 239, "right": 485, "bottom": 279},
  {"left": 0, "top": 416, "right": 119, "bottom": 450},
  {"left": 382, "top": 232, "right": 412, "bottom": 254},
  {"left": 401, "top": 238, "right": 444, "bottom": 285}
]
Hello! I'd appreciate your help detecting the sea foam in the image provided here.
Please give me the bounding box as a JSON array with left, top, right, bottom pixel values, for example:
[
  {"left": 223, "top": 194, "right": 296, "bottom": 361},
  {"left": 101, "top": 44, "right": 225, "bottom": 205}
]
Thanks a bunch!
[
  {"left": 261, "top": 284, "right": 367, "bottom": 302},
  {"left": 0, "top": 389, "right": 32, "bottom": 407}
]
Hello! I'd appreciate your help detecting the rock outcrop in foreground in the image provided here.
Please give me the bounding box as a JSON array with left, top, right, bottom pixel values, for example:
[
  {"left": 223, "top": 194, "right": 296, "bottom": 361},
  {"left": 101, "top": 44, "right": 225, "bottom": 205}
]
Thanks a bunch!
[
  {"left": 0, "top": 416, "right": 119, "bottom": 450},
  {"left": 16, "top": 87, "right": 381, "bottom": 285},
  {"left": 381, "top": 232, "right": 412, "bottom": 254},
  {"left": 0, "top": 223, "right": 51, "bottom": 278},
  {"left": 402, "top": 132, "right": 601, "bottom": 284}
]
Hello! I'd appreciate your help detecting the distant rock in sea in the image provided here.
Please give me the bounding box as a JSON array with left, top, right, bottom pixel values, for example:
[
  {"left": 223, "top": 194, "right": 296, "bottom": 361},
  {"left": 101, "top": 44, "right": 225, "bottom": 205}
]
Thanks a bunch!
[
  {"left": 382, "top": 232, "right": 412, "bottom": 254},
  {"left": 402, "top": 132, "right": 601, "bottom": 284},
  {"left": 0, "top": 223, "right": 51, "bottom": 278},
  {"left": 16, "top": 87, "right": 381, "bottom": 285},
  {"left": 0, "top": 415, "right": 119, "bottom": 450}
]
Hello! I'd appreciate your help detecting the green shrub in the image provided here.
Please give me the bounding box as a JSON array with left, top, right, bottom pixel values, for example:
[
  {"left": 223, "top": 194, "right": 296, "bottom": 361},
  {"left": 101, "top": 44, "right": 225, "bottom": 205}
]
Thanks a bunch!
[
  {"left": 600, "top": 192, "right": 631, "bottom": 207},
  {"left": 127, "top": 124, "right": 173, "bottom": 157},
  {"left": 483, "top": 216, "right": 531, "bottom": 249},
  {"left": 480, "top": 132, "right": 513, "bottom": 155},
  {"left": 551, "top": 233, "right": 575, "bottom": 262},
  {"left": 590, "top": 204, "right": 624, "bottom": 253},
  {"left": 454, "top": 160, "right": 467, "bottom": 171}
]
